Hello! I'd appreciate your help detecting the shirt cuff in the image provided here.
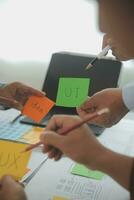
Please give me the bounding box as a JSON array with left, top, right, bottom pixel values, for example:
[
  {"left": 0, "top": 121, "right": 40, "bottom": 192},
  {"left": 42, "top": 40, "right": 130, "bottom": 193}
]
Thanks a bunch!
[{"left": 122, "top": 83, "right": 134, "bottom": 111}]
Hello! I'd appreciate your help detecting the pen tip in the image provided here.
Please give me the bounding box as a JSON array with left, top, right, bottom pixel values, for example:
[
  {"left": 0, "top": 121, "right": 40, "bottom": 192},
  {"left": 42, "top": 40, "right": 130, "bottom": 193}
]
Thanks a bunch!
[{"left": 85, "top": 63, "right": 93, "bottom": 70}]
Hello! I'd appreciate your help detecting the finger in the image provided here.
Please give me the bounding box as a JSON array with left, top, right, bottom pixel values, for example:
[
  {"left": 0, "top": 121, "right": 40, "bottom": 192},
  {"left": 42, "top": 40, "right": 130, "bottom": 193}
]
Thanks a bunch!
[
  {"left": 111, "top": 47, "right": 129, "bottom": 61},
  {"left": 0, "top": 176, "right": 24, "bottom": 194},
  {"left": 88, "top": 115, "right": 104, "bottom": 125},
  {"left": 54, "top": 151, "right": 63, "bottom": 161},
  {"left": 40, "top": 131, "right": 64, "bottom": 150},
  {"left": 1, "top": 175, "right": 27, "bottom": 200},
  {"left": 102, "top": 34, "right": 111, "bottom": 49},
  {"left": 76, "top": 107, "right": 95, "bottom": 116},
  {"left": 25, "top": 87, "right": 45, "bottom": 97},
  {"left": 41, "top": 117, "right": 67, "bottom": 154},
  {"left": 0, "top": 97, "right": 22, "bottom": 110},
  {"left": 45, "top": 115, "right": 68, "bottom": 131},
  {"left": 47, "top": 148, "right": 62, "bottom": 161},
  {"left": 42, "top": 145, "right": 53, "bottom": 153},
  {"left": 16, "top": 83, "right": 45, "bottom": 97},
  {"left": 76, "top": 107, "right": 88, "bottom": 119},
  {"left": 78, "top": 98, "right": 96, "bottom": 112},
  {"left": 77, "top": 106, "right": 107, "bottom": 126},
  {"left": 44, "top": 115, "right": 58, "bottom": 131},
  {"left": 47, "top": 148, "right": 59, "bottom": 159},
  {"left": 9, "top": 101, "right": 22, "bottom": 110},
  {"left": 0, "top": 96, "right": 15, "bottom": 105},
  {"left": 15, "top": 87, "right": 45, "bottom": 106},
  {"left": 87, "top": 112, "right": 110, "bottom": 127}
]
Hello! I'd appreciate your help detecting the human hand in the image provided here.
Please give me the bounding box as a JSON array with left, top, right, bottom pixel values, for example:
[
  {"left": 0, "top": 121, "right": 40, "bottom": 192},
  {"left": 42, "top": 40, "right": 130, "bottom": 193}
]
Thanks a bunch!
[
  {"left": 77, "top": 88, "right": 128, "bottom": 127},
  {"left": 0, "top": 176, "right": 27, "bottom": 200},
  {"left": 102, "top": 34, "right": 133, "bottom": 61},
  {"left": 40, "top": 115, "right": 105, "bottom": 169},
  {"left": 0, "top": 82, "right": 45, "bottom": 110}
]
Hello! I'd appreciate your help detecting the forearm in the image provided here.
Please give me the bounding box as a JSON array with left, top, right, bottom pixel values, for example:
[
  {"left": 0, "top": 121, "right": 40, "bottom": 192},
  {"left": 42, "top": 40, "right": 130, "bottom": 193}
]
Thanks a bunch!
[{"left": 87, "top": 148, "right": 133, "bottom": 190}]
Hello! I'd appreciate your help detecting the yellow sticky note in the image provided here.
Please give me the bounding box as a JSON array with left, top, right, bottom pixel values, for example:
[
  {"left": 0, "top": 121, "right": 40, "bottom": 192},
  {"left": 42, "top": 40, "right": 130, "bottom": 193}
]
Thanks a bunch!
[
  {"left": 53, "top": 197, "right": 69, "bottom": 200},
  {"left": 0, "top": 140, "right": 31, "bottom": 180},
  {"left": 22, "top": 96, "right": 55, "bottom": 123},
  {"left": 19, "top": 127, "right": 44, "bottom": 144}
]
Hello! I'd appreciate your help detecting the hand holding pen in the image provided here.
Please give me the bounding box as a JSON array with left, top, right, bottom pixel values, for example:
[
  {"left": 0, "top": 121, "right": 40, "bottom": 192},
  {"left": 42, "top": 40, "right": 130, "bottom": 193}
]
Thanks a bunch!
[
  {"left": 86, "top": 34, "right": 129, "bottom": 69},
  {"left": 40, "top": 108, "right": 109, "bottom": 164},
  {"left": 85, "top": 34, "right": 113, "bottom": 69},
  {"left": 22, "top": 108, "right": 109, "bottom": 162},
  {"left": 86, "top": 45, "right": 111, "bottom": 69}
]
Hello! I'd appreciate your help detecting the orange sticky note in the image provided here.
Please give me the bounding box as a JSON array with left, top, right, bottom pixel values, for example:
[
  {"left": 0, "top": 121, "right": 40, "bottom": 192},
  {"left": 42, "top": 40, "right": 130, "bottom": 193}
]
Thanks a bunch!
[{"left": 22, "top": 96, "right": 55, "bottom": 123}]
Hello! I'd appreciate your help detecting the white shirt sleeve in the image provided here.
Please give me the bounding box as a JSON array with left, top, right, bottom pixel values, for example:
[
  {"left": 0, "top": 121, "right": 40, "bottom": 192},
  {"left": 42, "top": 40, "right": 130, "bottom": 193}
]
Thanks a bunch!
[{"left": 122, "top": 82, "right": 134, "bottom": 111}]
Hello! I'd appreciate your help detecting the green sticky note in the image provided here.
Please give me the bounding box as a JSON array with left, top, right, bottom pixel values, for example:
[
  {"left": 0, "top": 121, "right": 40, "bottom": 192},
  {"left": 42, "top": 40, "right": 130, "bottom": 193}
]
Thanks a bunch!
[
  {"left": 71, "top": 164, "right": 105, "bottom": 180},
  {"left": 56, "top": 78, "right": 90, "bottom": 107}
]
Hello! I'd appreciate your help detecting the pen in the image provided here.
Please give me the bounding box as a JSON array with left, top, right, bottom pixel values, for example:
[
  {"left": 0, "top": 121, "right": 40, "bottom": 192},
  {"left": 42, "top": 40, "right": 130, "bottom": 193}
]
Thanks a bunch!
[
  {"left": 20, "top": 120, "right": 46, "bottom": 127},
  {"left": 85, "top": 45, "right": 111, "bottom": 70},
  {"left": 21, "top": 157, "right": 49, "bottom": 187},
  {"left": 22, "top": 108, "right": 109, "bottom": 153},
  {"left": 10, "top": 113, "right": 22, "bottom": 124}
]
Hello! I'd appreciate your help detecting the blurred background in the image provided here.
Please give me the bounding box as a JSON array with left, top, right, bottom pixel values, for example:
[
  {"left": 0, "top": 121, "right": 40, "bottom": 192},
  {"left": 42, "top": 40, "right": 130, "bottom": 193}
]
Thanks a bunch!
[{"left": 0, "top": 0, "right": 133, "bottom": 90}]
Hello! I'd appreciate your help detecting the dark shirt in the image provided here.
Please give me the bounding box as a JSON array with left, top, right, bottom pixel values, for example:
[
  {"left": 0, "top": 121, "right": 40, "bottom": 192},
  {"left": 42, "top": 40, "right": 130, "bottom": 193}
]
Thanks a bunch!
[{"left": 130, "top": 159, "right": 134, "bottom": 200}]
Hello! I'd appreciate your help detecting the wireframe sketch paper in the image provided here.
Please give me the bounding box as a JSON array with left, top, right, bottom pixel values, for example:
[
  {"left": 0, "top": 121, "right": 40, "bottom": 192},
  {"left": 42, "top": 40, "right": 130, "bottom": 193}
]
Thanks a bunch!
[{"left": 0, "top": 140, "right": 31, "bottom": 180}]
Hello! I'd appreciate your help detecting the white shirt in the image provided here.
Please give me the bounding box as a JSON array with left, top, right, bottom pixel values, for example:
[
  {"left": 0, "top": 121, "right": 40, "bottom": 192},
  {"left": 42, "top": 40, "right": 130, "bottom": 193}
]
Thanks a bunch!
[{"left": 122, "top": 83, "right": 134, "bottom": 111}]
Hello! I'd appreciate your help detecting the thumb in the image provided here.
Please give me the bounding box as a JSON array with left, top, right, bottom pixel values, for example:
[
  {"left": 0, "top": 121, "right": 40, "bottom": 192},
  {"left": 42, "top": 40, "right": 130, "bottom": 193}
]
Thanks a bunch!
[
  {"left": 0, "top": 96, "right": 22, "bottom": 110},
  {"left": 40, "top": 131, "right": 63, "bottom": 150},
  {"left": 78, "top": 97, "right": 95, "bottom": 112},
  {"left": 1, "top": 175, "right": 16, "bottom": 186},
  {"left": 1, "top": 175, "right": 23, "bottom": 192},
  {"left": 0, "top": 176, "right": 27, "bottom": 200},
  {"left": 102, "top": 34, "right": 111, "bottom": 49}
]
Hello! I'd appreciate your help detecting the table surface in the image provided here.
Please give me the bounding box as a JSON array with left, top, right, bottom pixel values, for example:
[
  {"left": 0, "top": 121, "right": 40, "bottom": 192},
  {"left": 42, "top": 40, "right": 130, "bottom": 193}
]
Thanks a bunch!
[{"left": 24, "top": 112, "right": 134, "bottom": 200}]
